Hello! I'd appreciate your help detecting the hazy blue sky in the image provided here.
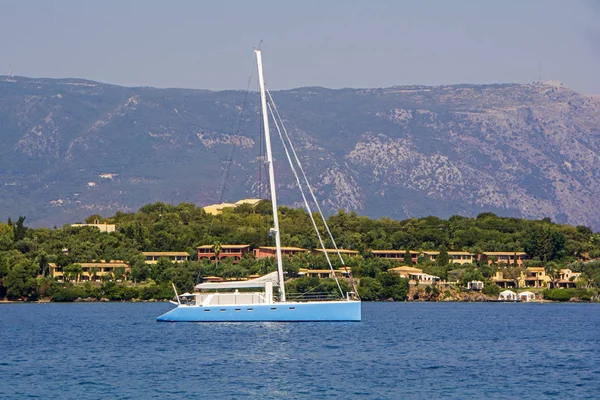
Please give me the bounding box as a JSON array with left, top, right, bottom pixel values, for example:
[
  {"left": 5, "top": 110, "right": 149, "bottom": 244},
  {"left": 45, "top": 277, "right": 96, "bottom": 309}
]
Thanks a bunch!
[{"left": 1, "top": 0, "right": 599, "bottom": 93}]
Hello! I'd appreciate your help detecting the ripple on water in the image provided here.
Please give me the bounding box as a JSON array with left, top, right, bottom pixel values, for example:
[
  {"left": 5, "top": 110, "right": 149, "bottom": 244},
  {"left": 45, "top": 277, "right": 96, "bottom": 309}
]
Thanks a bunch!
[{"left": 0, "top": 302, "right": 599, "bottom": 399}]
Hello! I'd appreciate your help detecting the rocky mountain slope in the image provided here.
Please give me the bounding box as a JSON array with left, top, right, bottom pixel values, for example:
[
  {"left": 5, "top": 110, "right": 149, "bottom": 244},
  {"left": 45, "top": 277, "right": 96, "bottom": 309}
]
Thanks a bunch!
[{"left": 1, "top": 76, "right": 599, "bottom": 229}]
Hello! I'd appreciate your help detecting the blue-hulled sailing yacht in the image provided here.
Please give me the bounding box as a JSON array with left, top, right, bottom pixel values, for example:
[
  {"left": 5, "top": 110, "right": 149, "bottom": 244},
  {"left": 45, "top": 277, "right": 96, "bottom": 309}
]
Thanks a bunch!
[{"left": 157, "top": 49, "right": 361, "bottom": 322}]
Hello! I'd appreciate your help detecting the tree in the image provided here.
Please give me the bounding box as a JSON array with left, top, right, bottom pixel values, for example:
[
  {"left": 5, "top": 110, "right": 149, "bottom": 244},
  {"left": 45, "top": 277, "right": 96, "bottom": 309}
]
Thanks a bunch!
[
  {"left": 90, "top": 267, "right": 100, "bottom": 282},
  {"left": 524, "top": 227, "right": 566, "bottom": 262},
  {"left": 403, "top": 250, "right": 413, "bottom": 265},
  {"left": 131, "top": 261, "right": 150, "bottom": 283},
  {"left": 504, "top": 267, "right": 522, "bottom": 288},
  {"left": 213, "top": 241, "right": 222, "bottom": 268},
  {"left": 461, "top": 269, "right": 484, "bottom": 288},
  {"left": 545, "top": 261, "right": 561, "bottom": 289},
  {"left": 149, "top": 258, "right": 173, "bottom": 284},
  {"left": 12, "top": 216, "right": 27, "bottom": 242},
  {"left": 0, "top": 222, "right": 14, "bottom": 251},
  {"left": 376, "top": 272, "right": 409, "bottom": 301},
  {"left": 113, "top": 266, "right": 126, "bottom": 281},
  {"left": 63, "top": 264, "right": 83, "bottom": 282},
  {"left": 437, "top": 245, "right": 449, "bottom": 267},
  {"left": 4, "top": 260, "right": 39, "bottom": 300}
]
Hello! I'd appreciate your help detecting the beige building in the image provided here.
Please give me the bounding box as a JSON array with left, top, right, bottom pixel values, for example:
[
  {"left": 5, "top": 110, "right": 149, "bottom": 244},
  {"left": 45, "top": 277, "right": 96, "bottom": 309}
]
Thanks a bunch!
[
  {"left": 372, "top": 250, "right": 419, "bottom": 263},
  {"left": 491, "top": 270, "right": 518, "bottom": 288},
  {"left": 202, "top": 198, "right": 262, "bottom": 215},
  {"left": 312, "top": 248, "right": 359, "bottom": 257},
  {"left": 71, "top": 221, "right": 116, "bottom": 233},
  {"left": 523, "top": 267, "right": 550, "bottom": 288},
  {"left": 480, "top": 252, "right": 529, "bottom": 266},
  {"left": 142, "top": 252, "right": 189, "bottom": 264},
  {"left": 298, "top": 268, "right": 352, "bottom": 279},
  {"left": 389, "top": 266, "right": 440, "bottom": 284},
  {"left": 254, "top": 246, "right": 308, "bottom": 259},
  {"left": 202, "top": 203, "right": 238, "bottom": 216},
  {"left": 552, "top": 268, "right": 581, "bottom": 289},
  {"left": 50, "top": 261, "right": 130, "bottom": 282},
  {"left": 492, "top": 267, "right": 581, "bottom": 289},
  {"left": 423, "top": 251, "right": 475, "bottom": 265},
  {"left": 198, "top": 245, "right": 251, "bottom": 264}
]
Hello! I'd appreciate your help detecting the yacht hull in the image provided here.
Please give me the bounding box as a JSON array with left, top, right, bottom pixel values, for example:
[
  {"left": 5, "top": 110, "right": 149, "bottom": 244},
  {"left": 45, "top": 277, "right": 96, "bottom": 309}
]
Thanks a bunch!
[{"left": 156, "top": 300, "right": 361, "bottom": 322}]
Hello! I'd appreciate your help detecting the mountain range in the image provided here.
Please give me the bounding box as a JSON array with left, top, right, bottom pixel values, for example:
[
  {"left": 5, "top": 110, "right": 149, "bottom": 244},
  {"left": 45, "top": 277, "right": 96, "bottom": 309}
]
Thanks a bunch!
[{"left": 1, "top": 75, "right": 599, "bottom": 230}]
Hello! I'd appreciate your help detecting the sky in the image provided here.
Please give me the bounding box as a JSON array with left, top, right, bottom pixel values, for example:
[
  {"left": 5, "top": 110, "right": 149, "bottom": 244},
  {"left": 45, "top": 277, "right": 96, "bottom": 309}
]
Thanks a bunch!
[{"left": 1, "top": 0, "right": 599, "bottom": 93}]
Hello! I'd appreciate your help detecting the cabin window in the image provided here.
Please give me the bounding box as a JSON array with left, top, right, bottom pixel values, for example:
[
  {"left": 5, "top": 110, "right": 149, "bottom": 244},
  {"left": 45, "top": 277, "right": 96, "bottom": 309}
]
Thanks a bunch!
[
  {"left": 235, "top": 309, "right": 241, "bottom": 312},
  {"left": 271, "top": 308, "right": 277, "bottom": 310},
  {"left": 289, "top": 307, "right": 295, "bottom": 310},
  {"left": 204, "top": 309, "right": 210, "bottom": 312},
  {"left": 247, "top": 308, "right": 253, "bottom": 311},
  {"left": 220, "top": 309, "right": 226, "bottom": 312}
]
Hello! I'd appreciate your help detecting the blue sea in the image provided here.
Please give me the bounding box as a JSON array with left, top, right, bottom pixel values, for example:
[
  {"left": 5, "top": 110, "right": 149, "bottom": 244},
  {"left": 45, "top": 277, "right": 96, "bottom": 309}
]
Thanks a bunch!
[{"left": 1, "top": 302, "right": 599, "bottom": 399}]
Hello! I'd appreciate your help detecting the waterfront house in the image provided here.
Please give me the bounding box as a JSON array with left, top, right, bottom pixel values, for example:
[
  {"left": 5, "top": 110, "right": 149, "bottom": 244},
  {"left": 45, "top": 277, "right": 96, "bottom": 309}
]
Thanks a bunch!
[
  {"left": 523, "top": 267, "right": 550, "bottom": 288},
  {"left": 50, "top": 261, "right": 130, "bottom": 282},
  {"left": 372, "top": 250, "right": 418, "bottom": 263},
  {"left": 197, "top": 245, "right": 251, "bottom": 264},
  {"left": 298, "top": 268, "right": 352, "bottom": 279},
  {"left": 479, "top": 252, "right": 529, "bottom": 266},
  {"left": 550, "top": 268, "right": 582, "bottom": 288},
  {"left": 449, "top": 252, "right": 476, "bottom": 265},
  {"left": 201, "top": 276, "right": 226, "bottom": 283},
  {"left": 491, "top": 270, "right": 519, "bottom": 288},
  {"left": 253, "top": 246, "right": 308, "bottom": 259},
  {"left": 142, "top": 251, "right": 189, "bottom": 264},
  {"left": 423, "top": 251, "right": 475, "bottom": 265},
  {"left": 312, "top": 248, "right": 360, "bottom": 257},
  {"left": 389, "top": 266, "right": 440, "bottom": 284}
]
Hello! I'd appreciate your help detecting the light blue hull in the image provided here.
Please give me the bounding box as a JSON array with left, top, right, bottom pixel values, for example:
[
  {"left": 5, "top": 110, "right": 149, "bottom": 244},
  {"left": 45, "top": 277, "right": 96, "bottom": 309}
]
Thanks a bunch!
[{"left": 156, "top": 300, "right": 361, "bottom": 322}]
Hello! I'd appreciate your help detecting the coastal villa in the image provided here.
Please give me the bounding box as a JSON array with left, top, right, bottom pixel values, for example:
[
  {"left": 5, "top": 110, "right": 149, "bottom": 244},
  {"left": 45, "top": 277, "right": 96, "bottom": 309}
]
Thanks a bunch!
[
  {"left": 197, "top": 245, "right": 251, "bottom": 264},
  {"left": 298, "top": 268, "right": 352, "bottom": 279},
  {"left": 523, "top": 267, "right": 550, "bottom": 288},
  {"left": 479, "top": 252, "right": 529, "bottom": 266},
  {"left": 550, "top": 268, "right": 581, "bottom": 289},
  {"left": 71, "top": 220, "right": 116, "bottom": 233},
  {"left": 372, "top": 250, "right": 419, "bottom": 264},
  {"left": 449, "top": 252, "right": 476, "bottom": 265},
  {"left": 254, "top": 246, "right": 308, "bottom": 259},
  {"left": 142, "top": 251, "right": 189, "bottom": 264},
  {"left": 389, "top": 266, "right": 440, "bottom": 284},
  {"left": 202, "top": 203, "right": 237, "bottom": 216},
  {"left": 203, "top": 198, "right": 262, "bottom": 215},
  {"left": 423, "top": 251, "right": 475, "bottom": 265},
  {"left": 50, "top": 261, "right": 130, "bottom": 282},
  {"left": 201, "top": 276, "right": 226, "bottom": 283},
  {"left": 492, "top": 267, "right": 581, "bottom": 289},
  {"left": 312, "top": 248, "right": 360, "bottom": 257},
  {"left": 491, "top": 270, "right": 519, "bottom": 288}
]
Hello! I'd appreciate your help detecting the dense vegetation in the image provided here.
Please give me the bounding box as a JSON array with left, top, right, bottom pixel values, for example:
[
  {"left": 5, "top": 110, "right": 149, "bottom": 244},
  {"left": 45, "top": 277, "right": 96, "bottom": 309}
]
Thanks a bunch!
[{"left": 1, "top": 202, "right": 600, "bottom": 302}]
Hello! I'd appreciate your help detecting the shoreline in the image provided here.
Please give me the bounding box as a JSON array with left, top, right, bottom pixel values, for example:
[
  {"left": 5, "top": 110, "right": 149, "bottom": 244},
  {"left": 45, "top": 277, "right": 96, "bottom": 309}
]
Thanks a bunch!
[{"left": 1, "top": 298, "right": 595, "bottom": 304}]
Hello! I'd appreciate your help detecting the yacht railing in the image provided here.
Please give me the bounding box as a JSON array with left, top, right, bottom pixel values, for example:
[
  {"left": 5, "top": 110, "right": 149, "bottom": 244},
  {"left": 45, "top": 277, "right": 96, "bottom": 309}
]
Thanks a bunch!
[{"left": 283, "top": 292, "right": 343, "bottom": 302}]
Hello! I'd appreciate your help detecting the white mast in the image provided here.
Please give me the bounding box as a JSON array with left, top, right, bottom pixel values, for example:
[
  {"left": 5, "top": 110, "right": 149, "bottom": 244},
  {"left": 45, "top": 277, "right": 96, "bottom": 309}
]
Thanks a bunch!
[{"left": 255, "top": 49, "right": 286, "bottom": 302}]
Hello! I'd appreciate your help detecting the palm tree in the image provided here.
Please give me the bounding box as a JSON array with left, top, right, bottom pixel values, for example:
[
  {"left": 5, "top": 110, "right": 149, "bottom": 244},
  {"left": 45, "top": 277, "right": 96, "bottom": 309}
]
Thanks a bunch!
[
  {"left": 213, "top": 241, "right": 222, "bottom": 269},
  {"left": 545, "top": 261, "right": 561, "bottom": 289},
  {"left": 90, "top": 267, "right": 99, "bottom": 282}
]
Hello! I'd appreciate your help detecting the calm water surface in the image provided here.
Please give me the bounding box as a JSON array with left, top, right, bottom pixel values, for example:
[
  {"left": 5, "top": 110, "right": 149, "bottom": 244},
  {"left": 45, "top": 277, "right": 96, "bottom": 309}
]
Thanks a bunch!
[{"left": 1, "top": 302, "right": 599, "bottom": 399}]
